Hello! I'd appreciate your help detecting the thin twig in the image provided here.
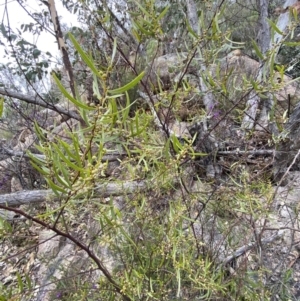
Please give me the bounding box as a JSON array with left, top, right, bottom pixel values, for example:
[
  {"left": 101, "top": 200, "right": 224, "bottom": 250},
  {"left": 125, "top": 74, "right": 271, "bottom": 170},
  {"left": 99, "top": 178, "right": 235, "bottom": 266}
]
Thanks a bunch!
[{"left": 223, "top": 231, "right": 284, "bottom": 266}]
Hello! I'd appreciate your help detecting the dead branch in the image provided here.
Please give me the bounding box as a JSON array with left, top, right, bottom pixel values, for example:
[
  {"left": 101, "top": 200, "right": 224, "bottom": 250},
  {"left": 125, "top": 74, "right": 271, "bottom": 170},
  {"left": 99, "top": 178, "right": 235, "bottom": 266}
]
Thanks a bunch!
[
  {"left": 217, "top": 149, "right": 275, "bottom": 156},
  {"left": 223, "top": 231, "right": 284, "bottom": 266},
  {"left": 0, "top": 88, "right": 81, "bottom": 121},
  {"left": 0, "top": 180, "right": 147, "bottom": 207},
  {"left": 1, "top": 147, "right": 127, "bottom": 162},
  {"left": 0, "top": 204, "right": 132, "bottom": 301}
]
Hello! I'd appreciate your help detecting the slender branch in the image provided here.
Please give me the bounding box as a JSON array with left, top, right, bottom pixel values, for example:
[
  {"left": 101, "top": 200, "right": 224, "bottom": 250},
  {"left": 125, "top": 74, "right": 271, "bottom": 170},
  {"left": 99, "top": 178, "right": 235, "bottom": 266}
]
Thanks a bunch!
[
  {"left": 223, "top": 231, "right": 284, "bottom": 266},
  {"left": 105, "top": 4, "right": 137, "bottom": 47},
  {"left": 217, "top": 149, "right": 275, "bottom": 156},
  {"left": 274, "top": 149, "right": 300, "bottom": 194},
  {"left": 0, "top": 204, "right": 132, "bottom": 301},
  {"left": 0, "top": 88, "right": 81, "bottom": 121},
  {"left": 16, "top": 0, "right": 56, "bottom": 38}
]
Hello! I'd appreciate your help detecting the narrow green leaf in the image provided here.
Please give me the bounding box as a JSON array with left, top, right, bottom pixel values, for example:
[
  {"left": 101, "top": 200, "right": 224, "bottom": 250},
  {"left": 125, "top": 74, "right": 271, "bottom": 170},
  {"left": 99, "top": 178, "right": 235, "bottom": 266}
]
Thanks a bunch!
[
  {"left": 60, "top": 140, "right": 81, "bottom": 164},
  {"left": 55, "top": 172, "right": 71, "bottom": 188},
  {"left": 28, "top": 153, "right": 47, "bottom": 166},
  {"left": 212, "top": 13, "right": 221, "bottom": 34},
  {"left": 53, "top": 145, "right": 84, "bottom": 171},
  {"left": 16, "top": 272, "right": 24, "bottom": 293},
  {"left": 251, "top": 40, "right": 264, "bottom": 60},
  {"left": 69, "top": 33, "right": 101, "bottom": 77},
  {"left": 292, "top": 7, "right": 298, "bottom": 20},
  {"left": 0, "top": 216, "right": 12, "bottom": 233},
  {"left": 133, "top": 0, "right": 151, "bottom": 17},
  {"left": 93, "top": 74, "right": 102, "bottom": 100},
  {"left": 50, "top": 77, "right": 85, "bottom": 111},
  {"left": 47, "top": 178, "right": 66, "bottom": 194},
  {"left": 283, "top": 41, "right": 300, "bottom": 46},
  {"left": 171, "top": 135, "right": 181, "bottom": 153},
  {"left": 267, "top": 19, "right": 283, "bottom": 35},
  {"left": 163, "top": 139, "right": 171, "bottom": 160},
  {"left": 34, "top": 144, "right": 46, "bottom": 154},
  {"left": 192, "top": 152, "right": 207, "bottom": 157},
  {"left": 102, "top": 212, "right": 114, "bottom": 226},
  {"left": 108, "top": 98, "right": 119, "bottom": 125},
  {"left": 280, "top": 76, "right": 300, "bottom": 86},
  {"left": 186, "top": 19, "right": 198, "bottom": 38},
  {"left": 119, "top": 226, "right": 137, "bottom": 248},
  {"left": 61, "top": 162, "right": 72, "bottom": 185},
  {"left": 25, "top": 274, "right": 32, "bottom": 291},
  {"left": 157, "top": 5, "right": 170, "bottom": 21},
  {"left": 132, "top": 28, "right": 141, "bottom": 43},
  {"left": 107, "top": 94, "right": 124, "bottom": 99},
  {"left": 34, "top": 121, "right": 46, "bottom": 141},
  {"left": 176, "top": 269, "right": 181, "bottom": 297},
  {"left": 0, "top": 97, "right": 4, "bottom": 117},
  {"left": 108, "top": 71, "right": 145, "bottom": 94},
  {"left": 132, "top": 20, "right": 152, "bottom": 35},
  {"left": 250, "top": 79, "right": 259, "bottom": 90},
  {"left": 53, "top": 154, "right": 70, "bottom": 184},
  {"left": 269, "top": 52, "right": 275, "bottom": 76},
  {"left": 122, "top": 91, "right": 131, "bottom": 122},
  {"left": 111, "top": 38, "right": 117, "bottom": 65},
  {"left": 156, "top": 73, "right": 163, "bottom": 93},
  {"left": 225, "top": 36, "right": 245, "bottom": 45},
  {"left": 30, "top": 161, "right": 49, "bottom": 176},
  {"left": 52, "top": 74, "right": 95, "bottom": 111}
]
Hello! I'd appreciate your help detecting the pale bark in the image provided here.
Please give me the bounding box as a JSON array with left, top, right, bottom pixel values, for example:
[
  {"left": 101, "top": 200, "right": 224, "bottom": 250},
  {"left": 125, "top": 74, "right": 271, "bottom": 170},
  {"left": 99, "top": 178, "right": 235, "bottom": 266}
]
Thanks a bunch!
[
  {"left": 185, "top": 0, "right": 215, "bottom": 112},
  {"left": 242, "top": 0, "right": 298, "bottom": 130},
  {"left": 48, "top": 0, "right": 76, "bottom": 98},
  {"left": 0, "top": 180, "right": 147, "bottom": 207},
  {"left": 186, "top": 0, "right": 198, "bottom": 34},
  {"left": 274, "top": 0, "right": 299, "bottom": 45},
  {"left": 241, "top": 0, "right": 270, "bottom": 130},
  {"left": 185, "top": 0, "right": 220, "bottom": 179},
  {"left": 258, "top": 0, "right": 271, "bottom": 55},
  {"left": 1, "top": 147, "right": 126, "bottom": 162}
]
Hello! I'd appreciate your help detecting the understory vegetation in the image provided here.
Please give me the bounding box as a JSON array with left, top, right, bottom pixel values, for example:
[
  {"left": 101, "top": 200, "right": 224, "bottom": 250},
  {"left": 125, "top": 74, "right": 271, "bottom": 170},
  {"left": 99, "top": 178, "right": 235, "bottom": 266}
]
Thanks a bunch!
[{"left": 1, "top": 0, "right": 300, "bottom": 300}]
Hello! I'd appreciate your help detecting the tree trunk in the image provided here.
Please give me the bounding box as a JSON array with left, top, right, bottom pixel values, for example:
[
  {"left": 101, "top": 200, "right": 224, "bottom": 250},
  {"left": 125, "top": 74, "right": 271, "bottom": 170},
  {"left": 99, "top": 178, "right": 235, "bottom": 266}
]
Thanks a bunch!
[
  {"left": 242, "top": 0, "right": 298, "bottom": 130},
  {"left": 241, "top": 0, "right": 270, "bottom": 130},
  {"left": 48, "top": 0, "right": 76, "bottom": 98}
]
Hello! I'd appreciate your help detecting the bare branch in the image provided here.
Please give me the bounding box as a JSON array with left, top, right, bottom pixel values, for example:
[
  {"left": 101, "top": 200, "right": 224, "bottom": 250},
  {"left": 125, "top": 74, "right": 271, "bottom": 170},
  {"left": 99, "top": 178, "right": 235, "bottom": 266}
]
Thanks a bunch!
[
  {"left": 0, "top": 204, "right": 132, "bottom": 301},
  {"left": 223, "top": 231, "right": 284, "bottom": 266},
  {"left": 217, "top": 149, "right": 275, "bottom": 156},
  {"left": 0, "top": 180, "right": 148, "bottom": 207},
  {"left": 0, "top": 88, "right": 82, "bottom": 121},
  {"left": 1, "top": 147, "right": 127, "bottom": 162}
]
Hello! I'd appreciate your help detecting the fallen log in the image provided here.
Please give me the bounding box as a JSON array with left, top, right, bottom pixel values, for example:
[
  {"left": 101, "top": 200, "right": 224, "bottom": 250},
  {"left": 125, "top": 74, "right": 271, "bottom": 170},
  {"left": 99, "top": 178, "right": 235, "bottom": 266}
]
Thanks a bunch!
[{"left": 0, "top": 180, "right": 148, "bottom": 207}]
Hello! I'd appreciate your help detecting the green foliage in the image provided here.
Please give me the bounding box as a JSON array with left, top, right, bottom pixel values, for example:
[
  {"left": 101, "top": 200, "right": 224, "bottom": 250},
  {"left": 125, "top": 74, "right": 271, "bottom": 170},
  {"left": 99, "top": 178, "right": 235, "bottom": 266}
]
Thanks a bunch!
[
  {"left": 0, "top": 97, "right": 4, "bottom": 118},
  {"left": 0, "top": 22, "right": 50, "bottom": 82},
  {"left": 130, "top": 0, "right": 169, "bottom": 42},
  {"left": 23, "top": 31, "right": 229, "bottom": 299},
  {"left": 23, "top": 24, "right": 276, "bottom": 298},
  {"left": 2, "top": 1, "right": 300, "bottom": 300},
  {"left": 221, "top": 1, "right": 259, "bottom": 56}
]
